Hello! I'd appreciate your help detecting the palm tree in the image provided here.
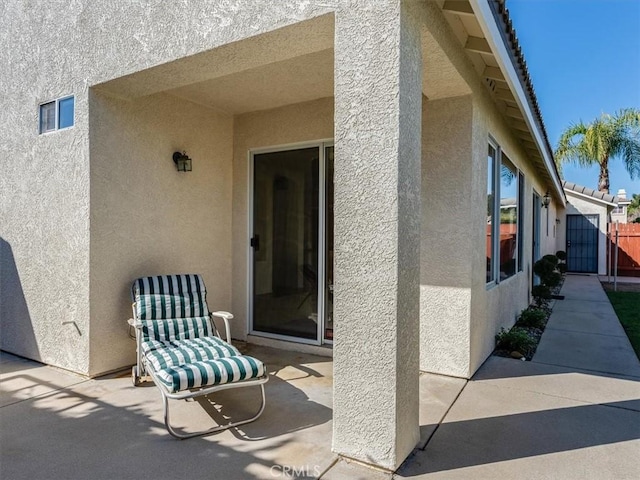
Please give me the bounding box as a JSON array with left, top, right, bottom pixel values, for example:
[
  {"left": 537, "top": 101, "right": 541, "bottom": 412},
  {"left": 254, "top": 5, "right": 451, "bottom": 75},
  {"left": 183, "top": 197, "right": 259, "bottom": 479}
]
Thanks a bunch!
[{"left": 555, "top": 108, "right": 640, "bottom": 193}]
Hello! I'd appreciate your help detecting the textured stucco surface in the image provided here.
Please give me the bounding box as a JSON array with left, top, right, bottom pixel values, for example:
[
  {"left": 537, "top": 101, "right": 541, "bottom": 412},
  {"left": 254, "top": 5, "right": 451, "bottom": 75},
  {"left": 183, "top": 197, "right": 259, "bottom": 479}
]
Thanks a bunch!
[
  {"left": 332, "top": 0, "right": 421, "bottom": 469},
  {"left": 0, "top": 0, "right": 336, "bottom": 375},
  {"left": 1, "top": 8, "right": 566, "bottom": 476},
  {"left": 557, "top": 193, "right": 609, "bottom": 275},
  {"left": 88, "top": 91, "right": 233, "bottom": 375},
  {"left": 420, "top": 95, "right": 474, "bottom": 377},
  {"left": 413, "top": 0, "right": 559, "bottom": 378},
  {"left": 468, "top": 82, "right": 558, "bottom": 377}
]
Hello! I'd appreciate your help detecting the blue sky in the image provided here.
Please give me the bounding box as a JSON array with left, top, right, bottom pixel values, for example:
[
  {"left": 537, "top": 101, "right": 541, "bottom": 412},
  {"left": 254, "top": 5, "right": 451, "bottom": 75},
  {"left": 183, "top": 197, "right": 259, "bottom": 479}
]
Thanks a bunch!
[{"left": 507, "top": 0, "right": 640, "bottom": 196}]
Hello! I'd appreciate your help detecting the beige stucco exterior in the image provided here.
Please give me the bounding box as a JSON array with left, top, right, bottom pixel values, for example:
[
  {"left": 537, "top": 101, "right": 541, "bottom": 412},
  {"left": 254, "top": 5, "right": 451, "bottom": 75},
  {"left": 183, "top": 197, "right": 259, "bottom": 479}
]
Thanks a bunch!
[
  {"left": 1, "top": 0, "right": 566, "bottom": 470},
  {"left": 88, "top": 91, "right": 234, "bottom": 375}
]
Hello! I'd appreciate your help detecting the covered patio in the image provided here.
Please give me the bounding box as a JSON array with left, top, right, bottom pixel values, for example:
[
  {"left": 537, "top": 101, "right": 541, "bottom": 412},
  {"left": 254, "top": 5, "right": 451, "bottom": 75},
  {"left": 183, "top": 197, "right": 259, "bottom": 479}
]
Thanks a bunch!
[{"left": 4, "top": 273, "right": 640, "bottom": 480}]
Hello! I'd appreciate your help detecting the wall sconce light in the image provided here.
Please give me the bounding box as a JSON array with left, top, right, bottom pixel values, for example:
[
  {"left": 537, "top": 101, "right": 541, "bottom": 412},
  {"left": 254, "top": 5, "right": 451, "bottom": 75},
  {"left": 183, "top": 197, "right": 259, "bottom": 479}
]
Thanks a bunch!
[
  {"left": 555, "top": 218, "right": 561, "bottom": 225},
  {"left": 542, "top": 191, "right": 551, "bottom": 209},
  {"left": 172, "top": 151, "right": 192, "bottom": 172}
]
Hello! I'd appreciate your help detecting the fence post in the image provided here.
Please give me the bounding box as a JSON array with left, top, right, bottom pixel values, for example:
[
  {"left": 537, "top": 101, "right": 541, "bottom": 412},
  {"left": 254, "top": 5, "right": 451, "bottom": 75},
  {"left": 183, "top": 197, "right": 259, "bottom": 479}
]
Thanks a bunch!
[
  {"left": 614, "top": 221, "right": 619, "bottom": 291},
  {"left": 607, "top": 223, "right": 611, "bottom": 283}
]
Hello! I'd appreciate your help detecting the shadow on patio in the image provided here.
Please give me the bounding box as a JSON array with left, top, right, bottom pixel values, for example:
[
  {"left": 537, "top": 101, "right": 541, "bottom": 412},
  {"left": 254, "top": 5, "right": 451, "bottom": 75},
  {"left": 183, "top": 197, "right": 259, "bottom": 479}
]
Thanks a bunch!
[{"left": 0, "top": 346, "right": 333, "bottom": 480}]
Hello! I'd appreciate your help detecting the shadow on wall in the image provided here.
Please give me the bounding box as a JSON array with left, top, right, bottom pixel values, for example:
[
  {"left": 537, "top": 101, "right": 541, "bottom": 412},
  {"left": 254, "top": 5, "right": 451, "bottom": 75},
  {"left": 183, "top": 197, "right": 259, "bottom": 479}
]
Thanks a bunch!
[{"left": 0, "top": 238, "right": 40, "bottom": 360}]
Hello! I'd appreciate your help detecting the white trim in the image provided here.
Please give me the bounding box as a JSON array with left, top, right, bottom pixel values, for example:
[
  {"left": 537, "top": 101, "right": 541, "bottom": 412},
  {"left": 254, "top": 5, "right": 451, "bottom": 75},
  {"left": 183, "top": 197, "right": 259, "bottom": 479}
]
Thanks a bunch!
[
  {"left": 318, "top": 144, "right": 326, "bottom": 344},
  {"left": 564, "top": 189, "right": 617, "bottom": 207},
  {"left": 247, "top": 139, "right": 335, "bottom": 346},
  {"left": 468, "top": 0, "right": 565, "bottom": 206},
  {"left": 38, "top": 95, "right": 75, "bottom": 134}
]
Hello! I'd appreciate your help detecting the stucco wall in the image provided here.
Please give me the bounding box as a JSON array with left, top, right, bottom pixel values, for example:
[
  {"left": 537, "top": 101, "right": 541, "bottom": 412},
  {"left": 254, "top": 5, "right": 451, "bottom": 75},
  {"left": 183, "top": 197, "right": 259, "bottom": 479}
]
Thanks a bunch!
[
  {"left": 420, "top": 95, "right": 474, "bottom": 377},
  {"left": 88, "top": 91, "right": 233, "bottom": 375},
  {"left": 468, "top": 91, "right": 558, "bottom": 375},
  {"left": 414, "top": 1, "right": 557, "bottom": 378},
  {"left": 0, "top": 92, "right": 90, "bottom": 372},
  {"left": 557, "top": 193, "right": 609, "bottom": 275},
  {"left": 231, "top": 98, "right": 334, "bottom": 340},
  {"left": 0, "top": 0, "right": 335, "bottom": 375}
]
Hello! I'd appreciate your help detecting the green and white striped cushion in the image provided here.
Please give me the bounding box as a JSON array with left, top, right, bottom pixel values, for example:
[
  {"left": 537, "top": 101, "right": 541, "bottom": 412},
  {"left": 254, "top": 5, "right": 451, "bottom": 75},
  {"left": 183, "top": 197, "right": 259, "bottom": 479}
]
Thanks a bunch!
[
  {"left": 154, "top": 356, "right": 265, "bottom": 393},
  {"left": 142, "top": 336, "right": 240, "bottom": 371},
  {"left": 139, "top": 316, "right": 212, "bottom": 343},
  {"left": 132, "top": 274, "right": 209, "bottom": 320}
]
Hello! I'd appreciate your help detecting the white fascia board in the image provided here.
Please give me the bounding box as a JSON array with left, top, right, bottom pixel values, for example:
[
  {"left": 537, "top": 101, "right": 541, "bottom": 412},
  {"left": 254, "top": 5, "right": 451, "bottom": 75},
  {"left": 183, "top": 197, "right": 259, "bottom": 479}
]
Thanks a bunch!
[
  {"left": 468, "top": 0, "right": 566, "bottom": 207},
  {"left": 565, "top": 189, "right": 617, "bottom": 207}
]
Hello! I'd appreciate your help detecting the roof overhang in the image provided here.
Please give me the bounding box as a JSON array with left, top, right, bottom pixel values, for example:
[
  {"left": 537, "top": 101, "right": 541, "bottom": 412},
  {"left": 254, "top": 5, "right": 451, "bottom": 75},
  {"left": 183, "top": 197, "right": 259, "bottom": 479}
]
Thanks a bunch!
[
  {"left": 444, "top": 0, "right": 566, "bottom": 207},
  {"left": 565, "top": 189, "right": 617, "bottom": 208}
]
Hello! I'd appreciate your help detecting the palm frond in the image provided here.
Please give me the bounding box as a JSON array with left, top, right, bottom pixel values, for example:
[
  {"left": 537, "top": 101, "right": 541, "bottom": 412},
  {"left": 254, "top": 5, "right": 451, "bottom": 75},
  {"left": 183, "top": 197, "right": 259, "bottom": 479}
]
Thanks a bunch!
[{"left": 555, "top": 108, "right": 640, "bottom": 185}]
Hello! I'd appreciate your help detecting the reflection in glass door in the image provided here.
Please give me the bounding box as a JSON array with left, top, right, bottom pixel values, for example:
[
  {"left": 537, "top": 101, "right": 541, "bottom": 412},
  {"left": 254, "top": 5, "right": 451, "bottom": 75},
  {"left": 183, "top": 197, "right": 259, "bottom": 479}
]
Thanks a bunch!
[{"left": 251, "top": 144, "right": 333, "bottom": 344}]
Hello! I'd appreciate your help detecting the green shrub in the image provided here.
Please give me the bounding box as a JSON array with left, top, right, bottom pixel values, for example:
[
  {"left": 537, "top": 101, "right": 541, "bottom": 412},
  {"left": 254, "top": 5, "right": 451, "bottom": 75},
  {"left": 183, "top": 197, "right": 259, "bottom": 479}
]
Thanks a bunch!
[
  {"left": 558, "top": 263, "right": 567, "bottom": 273},
  {"left": 542, "top": 254, "right": 559, "bottom": 267},
  {"left": 518, "top": 307, "right": 547, "bottom": 329},
  {"left": 555, "top": 250, "right": 567, "bottom": 262},
  {"left": 532, "top": 284, "right": 551, "bottom": 307},
  {"left": 534, "top": 258, "right": 555, "bottom": 283},
  {"left": 546, "top": 271, "right": 562, "bottom": 288},
  {"left": 495, "top": 327, "right": 535, "bottom": 353}
]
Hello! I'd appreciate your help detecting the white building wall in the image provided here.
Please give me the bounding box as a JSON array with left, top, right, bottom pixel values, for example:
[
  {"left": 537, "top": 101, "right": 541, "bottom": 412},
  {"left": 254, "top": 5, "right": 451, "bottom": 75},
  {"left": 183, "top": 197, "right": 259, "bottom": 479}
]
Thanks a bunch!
[
  {"left": 0, "top": 0, "right": 334, "bottom": 375},
  {"left": 88, "top": 91, "right": 233, "bottom": 376},
  {"left": 415, "top": 1, "right": 558, "bottom": 377}
]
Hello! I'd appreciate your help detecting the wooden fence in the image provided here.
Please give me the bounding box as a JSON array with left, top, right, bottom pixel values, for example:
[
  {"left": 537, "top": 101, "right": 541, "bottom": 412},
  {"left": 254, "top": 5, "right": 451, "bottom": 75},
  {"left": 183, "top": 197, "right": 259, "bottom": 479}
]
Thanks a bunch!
[{"left": 607, "top": 223, "right": 640, "bottom": 277}]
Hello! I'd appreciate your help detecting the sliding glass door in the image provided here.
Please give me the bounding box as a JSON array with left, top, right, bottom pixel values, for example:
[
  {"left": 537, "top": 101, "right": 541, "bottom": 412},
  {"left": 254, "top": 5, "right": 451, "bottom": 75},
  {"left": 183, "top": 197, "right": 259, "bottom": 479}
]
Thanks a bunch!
[{"left": 250, "top": 144, "right": 333, "bottom": 344}]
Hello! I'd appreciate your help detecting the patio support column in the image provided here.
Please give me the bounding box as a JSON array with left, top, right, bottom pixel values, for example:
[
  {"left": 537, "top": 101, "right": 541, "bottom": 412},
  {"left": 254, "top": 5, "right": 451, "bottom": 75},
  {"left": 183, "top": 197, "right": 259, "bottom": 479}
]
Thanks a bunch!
[{"left": 333, "top": 0, "right": 422, "bottom": 470}]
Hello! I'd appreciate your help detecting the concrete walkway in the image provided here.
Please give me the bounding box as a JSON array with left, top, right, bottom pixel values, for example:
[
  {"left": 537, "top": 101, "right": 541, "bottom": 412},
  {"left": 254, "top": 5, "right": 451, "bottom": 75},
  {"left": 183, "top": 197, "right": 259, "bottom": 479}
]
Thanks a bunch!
[
  {"left": 2, "top": 275, "right": 639, "bottom": 479},
  {"left": 388, "top": 274, "right": 640, "bottom": 480}
]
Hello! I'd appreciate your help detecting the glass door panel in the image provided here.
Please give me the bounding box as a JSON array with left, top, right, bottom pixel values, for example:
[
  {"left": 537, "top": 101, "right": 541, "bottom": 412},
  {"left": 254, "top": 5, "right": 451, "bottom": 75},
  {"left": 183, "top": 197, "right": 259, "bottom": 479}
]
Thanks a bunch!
[{"left": 252, "top": 148, "right": 319, "bottom": 340}]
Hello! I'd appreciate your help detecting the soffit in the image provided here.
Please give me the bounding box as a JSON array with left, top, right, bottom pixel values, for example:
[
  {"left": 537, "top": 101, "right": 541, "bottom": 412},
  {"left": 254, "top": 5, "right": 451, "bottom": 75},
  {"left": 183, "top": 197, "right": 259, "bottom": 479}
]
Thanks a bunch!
[
  {"left": 166, "top": 49, "right": 334, "bottom": 115},
  {"left": 439, "top": 0, "right": 565, "bottom": 204}
]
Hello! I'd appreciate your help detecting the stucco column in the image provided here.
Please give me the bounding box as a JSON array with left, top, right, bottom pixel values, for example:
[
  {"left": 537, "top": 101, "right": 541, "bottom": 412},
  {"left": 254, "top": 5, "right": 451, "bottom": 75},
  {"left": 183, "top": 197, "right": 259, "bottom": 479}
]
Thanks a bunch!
[{"left": 332, "top": 0, "right": 422, "bottom": 470}]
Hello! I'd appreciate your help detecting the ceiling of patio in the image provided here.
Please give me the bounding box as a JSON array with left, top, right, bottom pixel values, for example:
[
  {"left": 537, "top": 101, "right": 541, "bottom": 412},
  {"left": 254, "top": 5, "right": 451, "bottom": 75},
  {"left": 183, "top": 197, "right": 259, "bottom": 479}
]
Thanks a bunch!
[{"left": 94, "top": 11, "right": 471, "bottom": 116}]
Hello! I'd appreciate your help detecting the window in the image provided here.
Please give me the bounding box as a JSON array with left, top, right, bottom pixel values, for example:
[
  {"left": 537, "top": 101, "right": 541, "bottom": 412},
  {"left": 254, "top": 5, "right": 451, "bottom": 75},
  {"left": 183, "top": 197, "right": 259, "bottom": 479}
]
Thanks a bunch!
[
  {"left": 39, "top": 96, "right": 74, "bottom": 133},
  {"left": 499, "top": 155, "right": 517, "bottom": 279},
  {"left": 486, "top": 142, "right": 523, "bottom": 284}
]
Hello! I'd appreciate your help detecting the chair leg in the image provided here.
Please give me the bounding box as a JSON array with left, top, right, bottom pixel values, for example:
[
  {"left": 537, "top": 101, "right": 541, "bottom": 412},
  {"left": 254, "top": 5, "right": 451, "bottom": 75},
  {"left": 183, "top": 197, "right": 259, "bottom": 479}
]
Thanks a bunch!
[{"left": 162, "top": 384, "right": 267, "bottom": 440}]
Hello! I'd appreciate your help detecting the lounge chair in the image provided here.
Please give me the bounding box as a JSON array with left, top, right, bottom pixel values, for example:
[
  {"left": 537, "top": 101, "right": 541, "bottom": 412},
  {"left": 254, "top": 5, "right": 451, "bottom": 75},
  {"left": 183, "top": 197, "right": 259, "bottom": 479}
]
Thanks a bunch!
[{"left": 128, "top": 274, "right": 268, "bottom": 438}]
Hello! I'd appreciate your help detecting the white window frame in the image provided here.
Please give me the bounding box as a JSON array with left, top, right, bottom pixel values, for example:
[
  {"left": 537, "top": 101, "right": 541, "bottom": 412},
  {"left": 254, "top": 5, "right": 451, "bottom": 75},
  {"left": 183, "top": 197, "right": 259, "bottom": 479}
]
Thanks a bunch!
[
  {"left": 39, "top": 95, "right": 74, "bottom": 134},
  {"left": 487, "top": 140, "right": 499, "bottom": 287},
  {"left": 487, "top": 139, "right": 523, "bottom": 286}
]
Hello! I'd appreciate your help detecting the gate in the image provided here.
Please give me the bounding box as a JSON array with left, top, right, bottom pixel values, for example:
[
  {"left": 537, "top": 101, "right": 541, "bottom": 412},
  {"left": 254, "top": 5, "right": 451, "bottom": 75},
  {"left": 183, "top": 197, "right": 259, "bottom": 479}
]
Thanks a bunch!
[{"left": 566, "top": 214, "right": 599, "bottom": 273}]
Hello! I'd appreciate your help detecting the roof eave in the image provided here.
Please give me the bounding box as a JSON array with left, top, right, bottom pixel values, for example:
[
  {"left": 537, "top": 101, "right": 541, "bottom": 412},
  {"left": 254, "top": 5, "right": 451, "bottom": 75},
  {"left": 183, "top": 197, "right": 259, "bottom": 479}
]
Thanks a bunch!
[{"left": 468, "top": 0, "right": 566, "bottom": 207}]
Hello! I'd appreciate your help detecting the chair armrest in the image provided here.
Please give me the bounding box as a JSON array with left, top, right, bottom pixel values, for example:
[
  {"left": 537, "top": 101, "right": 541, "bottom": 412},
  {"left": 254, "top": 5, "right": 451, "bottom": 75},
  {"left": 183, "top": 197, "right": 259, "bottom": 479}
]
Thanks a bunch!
[
  {"left": 127, "top": 318, "right": 142, "bottom": 328},
  {"left": 210, "top": 311, "right": 233, "bottom": 343}
]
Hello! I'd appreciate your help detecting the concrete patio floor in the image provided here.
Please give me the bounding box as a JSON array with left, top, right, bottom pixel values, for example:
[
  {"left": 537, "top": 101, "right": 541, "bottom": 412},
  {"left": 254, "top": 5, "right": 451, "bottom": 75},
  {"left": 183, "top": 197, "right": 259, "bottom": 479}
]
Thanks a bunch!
[{"left": 2, "top": 274, "right": 639, "bottom": 479}]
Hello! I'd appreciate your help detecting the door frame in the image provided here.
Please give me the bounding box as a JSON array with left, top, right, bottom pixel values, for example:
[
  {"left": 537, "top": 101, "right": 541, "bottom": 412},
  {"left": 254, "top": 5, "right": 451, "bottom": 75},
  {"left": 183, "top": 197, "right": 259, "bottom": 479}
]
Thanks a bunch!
[
  {"left": 532, "top": 191, "right": 541, "bottom": 285},
  {"left": 247, "top": 139, "right": 334, "bottom": 346}
]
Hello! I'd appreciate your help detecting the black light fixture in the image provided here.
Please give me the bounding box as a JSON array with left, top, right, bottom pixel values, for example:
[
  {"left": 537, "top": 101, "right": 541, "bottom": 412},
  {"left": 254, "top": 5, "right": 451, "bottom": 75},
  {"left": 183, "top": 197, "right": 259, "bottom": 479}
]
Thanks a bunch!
[
  {"left": 542, "top": 190, "right": 551, "bottom": 209},
  {"left": 173, "top": 151, "right": 192, "bottom": 172}
]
